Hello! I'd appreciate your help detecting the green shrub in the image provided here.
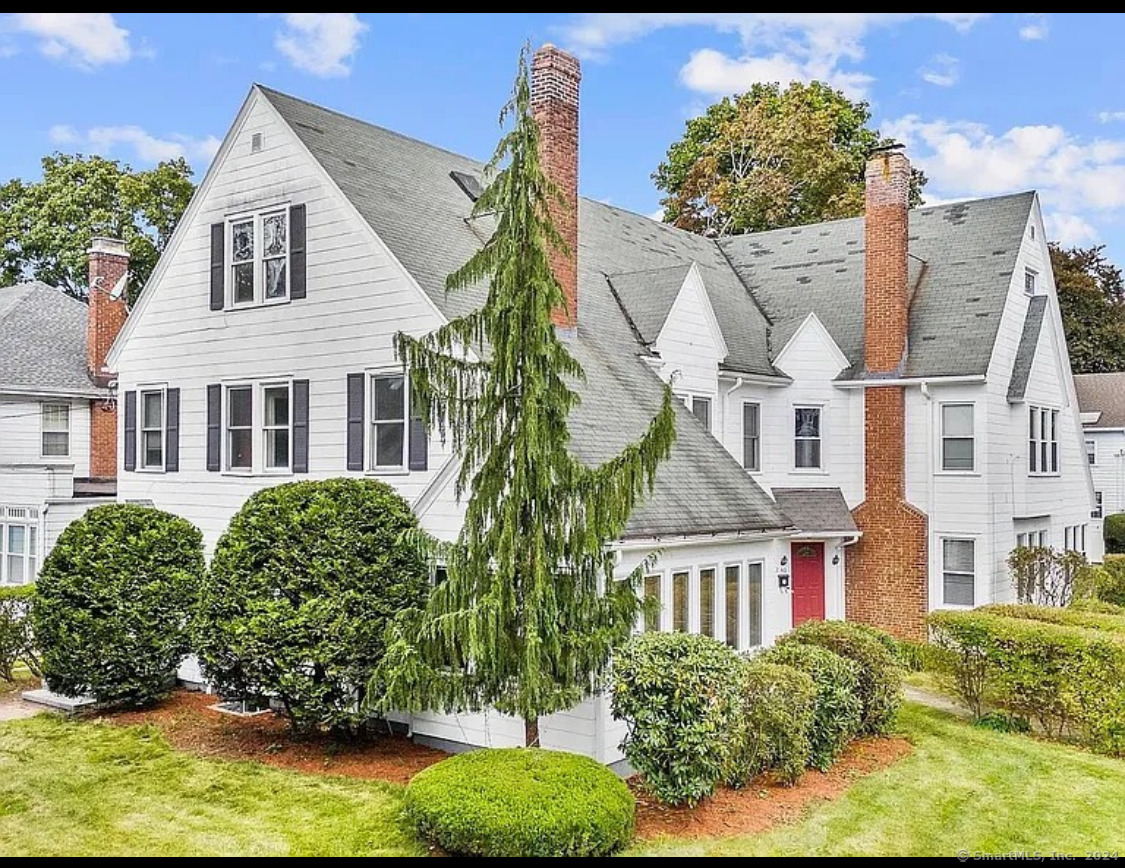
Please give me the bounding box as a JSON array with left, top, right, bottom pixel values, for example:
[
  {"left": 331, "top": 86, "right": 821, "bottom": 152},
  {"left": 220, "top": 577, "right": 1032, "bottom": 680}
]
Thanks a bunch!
[
  {"left": 727, "top": 661, "right": 815, "bottom": 785},
  {"left": 780, "top": 620, "right": 902, "bottom": 735},
  {"left": 759, "top": 643, "right": 860, "bottom": 770},
  {"left": 611, "top": 632, "right": 742, "bottom": 806},
  {"left": 1095, "top": 556, "right": 1125, "bottom": 607},
  {"left": 1072, "top": 597, "right": 1125, "bottom": 616},
  {"left": 404, "top": 748, "right": 634, "bottom": 857},
  {"left": 928, "top": 610, "right": 997, "bottom": 717},
  {"left": 893, "top": 638, "right": 956, "bottom": 674},
  {"left": 33, "top": 504, "right": 204, "bottom": 707},
  {"left": 0, "top": 586, "right": 39, "bottom": 682},
  {"left": 982, "top": 603, "right": 1125, "bottom": 636},
  {"left": 1105, "top": 515, "right": 1125, "bottom": 555},
  {"left": 973, "top": 712, "right": 1031, "bottom": 734},
  {"left": 195, "top": 479, "right": 429, "bottom": 736}
]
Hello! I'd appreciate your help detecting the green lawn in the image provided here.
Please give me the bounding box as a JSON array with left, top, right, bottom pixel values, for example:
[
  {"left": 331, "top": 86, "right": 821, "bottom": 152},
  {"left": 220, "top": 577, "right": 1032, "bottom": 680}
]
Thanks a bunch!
[{"left": 634, "top": 704, "right": 1125, "bottom": 857}]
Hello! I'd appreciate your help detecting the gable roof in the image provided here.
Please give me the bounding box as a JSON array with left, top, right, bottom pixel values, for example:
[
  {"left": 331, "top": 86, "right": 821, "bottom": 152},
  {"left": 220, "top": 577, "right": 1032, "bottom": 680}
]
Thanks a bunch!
[
  {"left": 607, "top": 264, "right": 692, "bottom": 346},
  {"left": 1007, "top": 295, "right": 1048, "bottom": 401},
  {"left": 0, "top": 282, "right": 102, "bottom": 397},
  {"left": 1074, "top": 373, "right": 1125, "bottom": 429},
  {"left": 772, "top": 488, "right": 859, "bottom": 535},
  {"left": 259, "top": 86, "right": 791, "bottom": 539}
]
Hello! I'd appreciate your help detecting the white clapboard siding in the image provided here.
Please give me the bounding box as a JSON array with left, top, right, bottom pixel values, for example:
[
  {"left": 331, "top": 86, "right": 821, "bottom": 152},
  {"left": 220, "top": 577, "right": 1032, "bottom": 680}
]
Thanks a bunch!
[{"left": 0, "top": 396, "right": 91, "bottom": 504}]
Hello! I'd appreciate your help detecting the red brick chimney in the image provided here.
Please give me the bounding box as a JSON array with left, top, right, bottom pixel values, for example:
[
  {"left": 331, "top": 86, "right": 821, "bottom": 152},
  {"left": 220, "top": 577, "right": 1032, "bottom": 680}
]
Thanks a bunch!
[
  {"left": 531, "top": 43, "right": 580, "bottom": 332},
  {"left": 846, "top": 147, "right": 929, "bottom": 640},
  {"left": 87, "top": 237, "right": 129, "bottom": 480}
]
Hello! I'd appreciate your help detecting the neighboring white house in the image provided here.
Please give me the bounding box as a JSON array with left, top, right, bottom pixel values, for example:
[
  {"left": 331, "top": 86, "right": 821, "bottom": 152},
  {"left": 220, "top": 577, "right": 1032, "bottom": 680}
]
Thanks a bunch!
[
  {"left": 1075, "top": 373, "right": 1125, "bottom": 521},
  {"left": 106, "top": 46, "right": 1097, "bottom": 762}
]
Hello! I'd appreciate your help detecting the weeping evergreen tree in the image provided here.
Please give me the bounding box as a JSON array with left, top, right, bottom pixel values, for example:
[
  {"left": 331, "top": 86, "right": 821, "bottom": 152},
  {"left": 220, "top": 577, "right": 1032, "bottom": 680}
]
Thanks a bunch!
[{"left": 375, "top": 48, "right": 676, "bottom": 746}]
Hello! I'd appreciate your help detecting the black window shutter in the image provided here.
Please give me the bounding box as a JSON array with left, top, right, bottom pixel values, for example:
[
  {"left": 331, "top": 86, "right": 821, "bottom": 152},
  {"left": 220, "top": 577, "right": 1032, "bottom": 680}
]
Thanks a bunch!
[
  {"left": 346, "top": 373, "right": 365, "bottom": 471},
  {"left": 210, "top": 223, "right": 225, "bottom": 311},
  {"left": 206, "top": 384, "right": 221, "bottom": 472},
  {"left": 408, "top": 412, "right": 428, "bottom": 471},
  {"left": 292, "top": 379, "right": 310, "bottom": 473},
  {"left": 290, "top": 204, "right": 307, "bottom": 300},
  {"left": 123, "top": 391, "right": 137, "bottom": 472},
  {"left": 165, "top": 388, "right": 180, "bottom": 472}
]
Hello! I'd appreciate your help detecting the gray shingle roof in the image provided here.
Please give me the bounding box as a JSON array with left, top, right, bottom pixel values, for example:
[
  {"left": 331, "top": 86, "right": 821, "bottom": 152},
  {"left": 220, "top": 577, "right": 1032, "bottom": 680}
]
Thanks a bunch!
[
  {"left": 1074, "top": 373, "right": 1125, "bottom": 429},
  {"left": 1007, "top": 295, "right": 1047, "bottom": 401},
  {"left": 260, "top": 86, "right": 791, "bottom": 539},
  {"left": 607, "top": 265, "right": 692, "bottom": 346},
  {"left": 719, "top": 193, "right": 1035, "bottom": 378},
  {"left": 771, "top": 488, "right": 858, "bottom": 535},
  {"left": 0, "top": 282, "right": 102, "bottom": 397}
]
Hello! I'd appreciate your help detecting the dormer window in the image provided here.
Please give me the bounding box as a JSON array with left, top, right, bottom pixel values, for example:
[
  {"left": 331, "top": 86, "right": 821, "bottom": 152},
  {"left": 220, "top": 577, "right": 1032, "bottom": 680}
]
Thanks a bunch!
[{"left": 1024, "top": 268, "right": 1037, "bottom": 296}]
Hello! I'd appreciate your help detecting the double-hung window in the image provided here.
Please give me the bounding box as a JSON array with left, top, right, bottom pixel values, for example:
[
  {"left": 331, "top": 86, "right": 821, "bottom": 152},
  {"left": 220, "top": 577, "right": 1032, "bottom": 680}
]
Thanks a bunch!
[
  {"left": 0, "top": 507, "right": 38, "bottom": 586},
  {"left": 942, "top": 538, "right": 975, "bottom": 606},
  {"left": 263, "top": 385, "right": 291, "bottom": 471},
  {"left": 40, "top": 403, "right": 70, "bottom": 458},
  {"left": 140, "top": 390, "right": 165, "bottom": 470},
  {"left": 371, "top": 374, "right": 407, "bottom": 470},
  {"left": 1087, "top": 440, "right": 1097, "bottom": 465},
  {"left": 1094, "top": 491, "right": 1104, "bottom": 519},
  {"left": 1029, "top": 406, "right": 1059, "bottom": 474},
  {"left": 742, "top": 402, "right": 761, "bottom": 471},
  {"left": 1025, "top": 269, "right": 1037, "bottom": 295},
  {"left": 794, "top": 406, "right": 822, "bottom": 469},
  {"left": 224, "top": 383, "right": 293, "bottom": 473},
  {"left": 941, "top": 404, "right": 974, "bottom": 471},
  {"left": 229, "top": 208, "right": 289, "bottom": 306},
  {"left": 226, "top": 386, "right": 254, "bottom": 471}
]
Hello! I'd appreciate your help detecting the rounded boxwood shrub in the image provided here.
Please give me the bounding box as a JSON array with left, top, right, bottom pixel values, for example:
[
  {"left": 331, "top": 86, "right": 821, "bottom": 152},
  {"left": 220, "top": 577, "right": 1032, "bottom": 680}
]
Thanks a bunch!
[
  {"left": 727, "top": 661, "right": 816, "bottom": 786},
  {"left": 195, "top": 478, "right": 429, "bottom": 735},
  {"left": 32, "top": 504, "right": 204, "bottom": 707},
  {"left": 611, "top": 632, "right": 742, "bottom": 806},
  {"left": 405, "top": 748, "right": 634, "bottom": 857},
  {"left": 1105, "top": 515, "right": 1125, "bottom": 555},
  {"left": 780, "top": 620, "right": 902, "bottom": 735},
  {"left": 759, "top": 642, "right": 861, "bottom": 770}
]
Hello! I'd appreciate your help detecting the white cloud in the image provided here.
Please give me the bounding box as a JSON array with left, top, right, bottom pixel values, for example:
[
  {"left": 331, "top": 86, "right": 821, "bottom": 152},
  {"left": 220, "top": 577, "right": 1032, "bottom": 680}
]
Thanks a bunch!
[
  {"left": 1019, "top": 14, "right": 1049, "bottom": 41},
  {"left": 49, "top": 124, "right": 220, "bottom": 165},
  {"left": 1099, "top": 111, "right": 1125, "bottom": 124},
  {"left": 560, "top": 13, "right": 987, "bottom": 99},
  {"left": 919, "top": 53, "right": 959, "bottom": 87},
  {"left": 1046, "top": 212, "right": 1098, "bottom": 246},
  {"left": 275, "top": 13, "right": 366, "bottom": 77},
  {"left": 5, "top": 13, "right": 130, "bottom": 67},
  {"left": 648, "top": 208, "right": 666, "bottom": 222}
]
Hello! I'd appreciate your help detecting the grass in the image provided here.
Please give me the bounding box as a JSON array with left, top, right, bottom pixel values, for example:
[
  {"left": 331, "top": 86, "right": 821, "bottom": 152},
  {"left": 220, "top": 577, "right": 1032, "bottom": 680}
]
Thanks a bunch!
[
  {"left": 633, "top": 703, "right": 1125, "bottom": 857},
  {"left": 0, "top": 715, "right": 421, "bottom": 857}
]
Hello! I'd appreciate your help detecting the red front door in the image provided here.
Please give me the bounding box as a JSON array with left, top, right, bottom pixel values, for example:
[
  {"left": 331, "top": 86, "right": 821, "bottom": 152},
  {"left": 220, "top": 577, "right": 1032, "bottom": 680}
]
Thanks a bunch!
[{"left": 791, "top": 542, "right": 826, "bottom": 626}]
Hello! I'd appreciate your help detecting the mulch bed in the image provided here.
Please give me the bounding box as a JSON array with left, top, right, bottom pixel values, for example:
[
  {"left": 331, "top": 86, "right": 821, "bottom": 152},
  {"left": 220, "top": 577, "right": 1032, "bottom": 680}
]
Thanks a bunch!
[{"left": 631, "top": 736, "right": 914, "bottom": 840}]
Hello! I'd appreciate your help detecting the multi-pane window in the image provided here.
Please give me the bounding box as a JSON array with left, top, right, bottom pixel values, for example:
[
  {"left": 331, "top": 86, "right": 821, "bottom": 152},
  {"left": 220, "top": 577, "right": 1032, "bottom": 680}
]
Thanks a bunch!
[
  {"left": 263, "top": 385, "right": 291, "bottom": 471},
  {"left": 742, "top": 402, "right": 761, "bottom": 471},
  {"left": 795, "top": 406, "right": 822, "bottom": 469},
  {"left": 0, "top": 507, "right": 38, "bottom": 586},
  {"left": 942, "top": 538, "right": 975, "bottom": 606},
  {"left": 941, "top": 404, "right": 974, "bottom": 471},
  {"left": 691, "top": 396, "right": 712, "bottom": 432},
  {"left": 40, "top": 403, "right": 70, "bottom": 457},
  {"left": 1094, "top": 491, "right": 1104, "bottom": 519},
  {"left": 371, "top": 374, "right": 407, "bottom": 469},
  {"left": 1029, "top": 406, "right": 1059, "bottom": 474},
  {"left": 1025, "top": 269, "right": 1037, "bottom": 295},
  {"left": 140, "top": 390, "right": 164, "bottom": 470},
  {"left": 229, "top": 209, "right": 288, "bottom": 306},
  {"left": 724, "top": 564, "right": 740, "bottom": 649},
  {"left": 672, "top": 570, "right": 689, "bottom": 632},
  {"left": 1016, "top": 529, "right": 1048, "bottom": 549},
  {"left": 643, "top": 574, "right": 661, "bottom": 633},
  {"left": 226, "top": 386, "right": 253, "bottom": 470},
  {"left": 1087, "top": 440, "right": 1097, "bottom": 465},
  {"left": 699, "top": 568, "right": 716, "bottom": 638},
  {"left": 1064, "top": 524, "right": 1088, "bottom": 555}
]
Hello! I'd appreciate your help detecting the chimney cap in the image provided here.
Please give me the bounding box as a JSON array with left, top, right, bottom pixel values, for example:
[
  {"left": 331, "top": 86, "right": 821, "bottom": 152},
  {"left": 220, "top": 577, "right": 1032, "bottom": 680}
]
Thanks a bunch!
[
  {"left": 867, "top": 142, "right": 906, "bottom": 159},
  {"left": 89, "top": 237, "right": 129, "bottom": 258}
]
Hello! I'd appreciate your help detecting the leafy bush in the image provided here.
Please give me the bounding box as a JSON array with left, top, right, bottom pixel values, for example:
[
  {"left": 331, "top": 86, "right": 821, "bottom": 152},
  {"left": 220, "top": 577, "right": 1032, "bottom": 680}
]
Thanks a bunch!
[
  {"left": 1008, "top": 546, "right": 1088, "bottom": 606},
  {"left": 982, "top": 603, "right": 1125, "bottom": 636},
  {"left": 929, "top": 610, "right": 1000, "bottom": 717},
  {"left": 195, "top": 479, "right": 429, "bottom": 736},
  {"left": 973, "top": 711, "right": 1031, "bottom": 734},
  {"left": 33, "top": 504, "right": 204, "bottom": 707},
  {"left": 780, "top": 620, "right": 902, "bottom": 735},
  {"left": 1072, "top": 597, "right": 1125, "bottom": 617},
  {"left": 727, "top": 661, "right": 815, "bottom": 785},
  {"left": 893, "top": 638, "right": 955, "bottom": 674},
  {"left": 0, "top": 586, "right": 40, "bottom": 682},
  {"left": 1105, "top": 515, "right": 1125, "bottom": 555},
  {"left": 611, "top": 632, "right": 742, "bottom": 806},
  {"left": 404, "top": 748, "right": 634, "bottom": 857},
  {"left": 759, "top": 643, "right": 860, "bottom": 770},
  {"left": 1094, "top": 556, "right": 1125, "bottom": 607}
]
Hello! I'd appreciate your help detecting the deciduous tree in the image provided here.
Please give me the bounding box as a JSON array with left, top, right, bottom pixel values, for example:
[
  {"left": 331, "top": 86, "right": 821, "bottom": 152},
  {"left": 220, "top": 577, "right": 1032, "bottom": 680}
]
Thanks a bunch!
[{"left": 1050, "top": 243, "right": 1125, "bottom": 373}]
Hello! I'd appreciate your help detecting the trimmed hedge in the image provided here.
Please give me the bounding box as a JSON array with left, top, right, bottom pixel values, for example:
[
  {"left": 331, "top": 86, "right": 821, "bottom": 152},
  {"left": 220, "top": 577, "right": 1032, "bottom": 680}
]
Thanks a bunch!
[
  {"left": 779, "top": 620, "right": 902, "bottom": 735},
  {"left": 1105, "top": 515, "right": 1125, "bottom": 555},
  {"left": 1072, "top": 597, "right": 1125, "bottom": 617},
  {"left": 0, "top": 585, "right": 39, "bottom": 682},
  {"left": 611, "top": 632, "right": 742, "bottom": 806},
  {"left": 404, "top": 749, "right": 635, "bottom": 857},
  {"left": 1094, "top": 556, "right": 1125, "bottom": 607},
  {"left": 33, "top": 504, "right": 204, "bottom": 707},
  {"left": 759, "top": 642, "right": 861, "bottom": 770},
  {"left": 982, "top": 603, "right": 1125, "bottom": 636},
  {"left": 195, "top": 479, "right": 429, "bottom": 736},
  {"left": 727, "top": 661, "right": 815, "bottom": 785}
]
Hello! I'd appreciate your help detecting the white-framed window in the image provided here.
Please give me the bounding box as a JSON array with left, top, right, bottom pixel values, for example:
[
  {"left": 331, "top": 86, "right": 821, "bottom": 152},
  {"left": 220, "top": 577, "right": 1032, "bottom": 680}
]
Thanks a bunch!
[
  {"left": 228, "top": 207, "right": 289, "bottom": 307},
  {"left": 1025, "top": 268, "right": 1037, "bottom": 296},
  {"left": 0, "top": 506, "right": 39, "bottom": 586},
  {"left": 370, "top": 373, "right": 407, "bottom": 470},
  {"left": 942, "top": 537, "right": 975, "bottom": 606},
  {"left": 690, "top": 396, "right": 711, "bottom": 432},
  {"left": 698, "top": 566, "right": 717, "bottom": 638},
  {"left": 1094, "top": 491, "right": 1104, "bottom": 519},
  {"left": 746, "top": 561, "right": 763, "bottom": 648},
  {"left": 262, "top": 383, "right": 291, "bottom": 472},
  {"left": 794, "top": 406, "right": 822, "bottom": 469},
  {"left": 139, "top": 389, "right": 165, "bottom": 470},
  {"left": 40, "top": 402, "right": 70, "bottom": 458},
  {"left": 225, "top": 385, "right": 254, "bottom": 471},
  {"left": 1029, "top": 406, "right": 1059, "bottom": 475},
  {"left": 643, "top": 572, "right": 662, "bottom": 633},
  {"left": 1016, "top": 529, "right": 1048, "bottom": 549},
  {"left": 940, "top": 403, "right": 974, "bottom": 472},
  {"left": 723, "top": 564, "right": 741, "bottom": 649},
  {"left": 1064, "top": 524, "right": 1088, "bottom": 556},
  {"left": 672, "top": 570, "right": 689, "bottom": 632},
  {"left": 721, "top": 561, "right": 763, "bottom": 651},
  {"left": 742, "top": 402, "right": 761, "bottom": 471},
  {"left": 1087, "top": 439, "right": 1097, "bottom": 466}
]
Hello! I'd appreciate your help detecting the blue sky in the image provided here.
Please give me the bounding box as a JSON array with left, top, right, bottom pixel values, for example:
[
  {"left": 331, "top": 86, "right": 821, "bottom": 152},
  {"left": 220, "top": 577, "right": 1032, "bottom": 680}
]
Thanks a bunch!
[{"left": 5, "top": 13, "right": 1125, "bottom": 261}]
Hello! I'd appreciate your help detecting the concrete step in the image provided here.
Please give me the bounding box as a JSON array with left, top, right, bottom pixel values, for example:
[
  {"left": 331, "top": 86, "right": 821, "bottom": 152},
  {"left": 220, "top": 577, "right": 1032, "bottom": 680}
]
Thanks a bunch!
[{"left": 21, "top": 688, "right": 95, "bottom": 713}]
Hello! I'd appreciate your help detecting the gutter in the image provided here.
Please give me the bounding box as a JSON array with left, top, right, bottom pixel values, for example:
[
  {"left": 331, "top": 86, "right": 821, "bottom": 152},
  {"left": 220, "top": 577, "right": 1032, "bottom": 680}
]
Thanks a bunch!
[
  {"left": 835, "top": 374, "right": 986, "bottom": 389},
  {"left": 718, "top": 370, "right": 792, "bottom": 387},
  {"left": 0, "top": 386, "right": 107, "bottom": 399},
  {"left": 612, "top": 527, "right": 796, "bottom": 552}
]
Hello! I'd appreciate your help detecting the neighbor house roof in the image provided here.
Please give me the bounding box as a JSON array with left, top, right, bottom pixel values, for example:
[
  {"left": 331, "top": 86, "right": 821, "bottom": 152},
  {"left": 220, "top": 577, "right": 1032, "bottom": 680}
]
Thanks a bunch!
[
  {"left": 0, "top": 282, "right": 101, "bottom": 397},
  {"left": 1008, "top": 295, "right": 1048, "bottom": 401},
  {"left": 1074, "top": 373, "right": 1125, "bottom": 429},
  {"left": 771, "top": 488, "right": 859, "bottom": 535}
]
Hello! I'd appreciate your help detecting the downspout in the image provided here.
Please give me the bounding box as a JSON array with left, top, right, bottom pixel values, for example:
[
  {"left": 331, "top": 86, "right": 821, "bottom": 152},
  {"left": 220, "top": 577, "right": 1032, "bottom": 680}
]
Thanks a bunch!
[{"left": 921, "top": 383, "right": 935, "bottom": 609}]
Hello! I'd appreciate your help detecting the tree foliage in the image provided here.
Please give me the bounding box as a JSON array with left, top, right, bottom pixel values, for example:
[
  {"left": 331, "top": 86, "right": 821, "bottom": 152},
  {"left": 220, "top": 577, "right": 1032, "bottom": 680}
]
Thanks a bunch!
[
  {"left": 1050, "top": 244, "right": 1125, "bottom": 373},
  {"left": 654, "top": 81, "right": 926, "bottom": 236},
  {"left": 376, "top": 48, "right": 676, "bottom": 744},
  {"left": 0, "top": 153, "right": 194, "bottom": 303}
]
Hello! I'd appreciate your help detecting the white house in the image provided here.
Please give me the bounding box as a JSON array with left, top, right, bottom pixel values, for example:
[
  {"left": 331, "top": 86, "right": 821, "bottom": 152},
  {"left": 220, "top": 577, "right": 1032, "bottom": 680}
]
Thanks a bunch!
[
  {"left": 106, "top": 45, "right": 1096, "bottom": 761},
  {"left": 1075, "top": 373, "right": 1125, "bottom": 521}
]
